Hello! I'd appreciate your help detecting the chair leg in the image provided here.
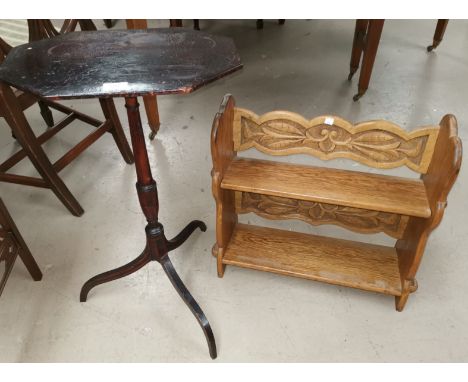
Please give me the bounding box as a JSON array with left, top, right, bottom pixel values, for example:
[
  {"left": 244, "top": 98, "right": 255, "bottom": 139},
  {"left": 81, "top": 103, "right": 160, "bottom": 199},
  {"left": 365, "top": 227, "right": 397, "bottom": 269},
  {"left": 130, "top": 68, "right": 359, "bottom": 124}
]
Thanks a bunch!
[
  {"left": 38, "top": 100, "right": 54, "bottom": 127},
  {"left": 169, "top": 20, "right": 183, "bottom": 27},
  {"left": 103, "top": 19, "right": 115, "bottom": 29},
  {"left": 0, "top": 84, "right": 84, "bottom": 216},
  {"left": 348, "top": 19, "right": 369, "bottom": 81},
  {"left": 256, "top": 19, "right": 264, "bottom": 30},
  {"left": 0, "top": 198, "right": 42, "bottom": 285},
  {"left": 17, "top": 247, "right": 42, "bottom": 281},
  {"left": 427, "top": 19, "right": 449, "bottom": 52},
  {"left": 142, "top": 95, "right": 161, "bottom": 140},
  {"left": 193, "top": 19, "right": 200, "bottom": 30},
  {"left": 99, "top": 98, "right": 135, "bottom": 164},
  {"left": 354, "top": 19, "right": 384, "bottom": 101}
]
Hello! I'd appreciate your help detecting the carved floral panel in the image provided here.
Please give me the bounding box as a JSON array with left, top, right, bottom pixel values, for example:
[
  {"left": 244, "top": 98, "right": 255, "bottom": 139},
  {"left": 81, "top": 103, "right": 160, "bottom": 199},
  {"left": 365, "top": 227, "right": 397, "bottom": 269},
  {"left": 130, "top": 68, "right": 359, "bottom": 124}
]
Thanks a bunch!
[
  {"left": 236, "top": 192, "right": 409, "bottom": 239},
  {"left": 233, "top": 109, "right": 439, "bottom": 173}
]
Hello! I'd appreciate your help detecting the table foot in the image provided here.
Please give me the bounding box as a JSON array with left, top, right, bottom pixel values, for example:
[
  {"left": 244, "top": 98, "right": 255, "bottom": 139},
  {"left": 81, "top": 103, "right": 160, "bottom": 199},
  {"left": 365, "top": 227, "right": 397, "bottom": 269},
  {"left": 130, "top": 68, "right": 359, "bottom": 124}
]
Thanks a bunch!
[
  {"left": 166, "top": 220, "right": 207, "bottom": 252},
  {"left": 80, "top": 248, "right": 150, "bottom": 302},
  {"left": 148, "top": 122, "right": 160, "bottom": 140},
  {"left": 427, "top": 44, "right": 437, "bottom": 52},
  {"left": 348, "top": 68, "right": 358, "bottom": 81},
  {"left": 160, "top": 254, "right": 217, "bottom": 359},
  {"left": 353, "top": 90, "right": 366, "bottom": 102}
]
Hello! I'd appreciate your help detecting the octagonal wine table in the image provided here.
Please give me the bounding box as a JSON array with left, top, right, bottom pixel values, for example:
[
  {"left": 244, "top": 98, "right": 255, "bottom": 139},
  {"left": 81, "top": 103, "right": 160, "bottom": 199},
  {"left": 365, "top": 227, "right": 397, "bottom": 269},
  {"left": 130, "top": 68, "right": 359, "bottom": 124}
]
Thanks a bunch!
[{"left": 0, "top": 28, "right": 242, "bottom": 359}]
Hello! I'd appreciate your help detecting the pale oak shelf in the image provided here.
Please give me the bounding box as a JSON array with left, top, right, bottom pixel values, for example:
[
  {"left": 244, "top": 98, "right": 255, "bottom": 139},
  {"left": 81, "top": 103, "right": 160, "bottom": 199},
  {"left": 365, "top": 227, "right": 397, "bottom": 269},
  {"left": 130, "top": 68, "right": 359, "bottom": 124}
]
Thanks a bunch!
[
  {"left": 223, "top": 224, "right": 402, "bottom": 296},
  {"left": 211, "top": 96, "right": 462, "bottom": 311},
  {"left": 221, "top": 157, "right": 431, "bottom": 218}
]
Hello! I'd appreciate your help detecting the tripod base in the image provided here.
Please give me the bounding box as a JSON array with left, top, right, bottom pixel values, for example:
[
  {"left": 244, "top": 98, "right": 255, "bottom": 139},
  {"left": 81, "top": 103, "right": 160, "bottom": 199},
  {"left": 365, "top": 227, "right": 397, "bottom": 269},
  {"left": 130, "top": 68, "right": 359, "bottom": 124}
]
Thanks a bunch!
[{"left": 80, "top": 220, "right": 217, "bottom": 359}]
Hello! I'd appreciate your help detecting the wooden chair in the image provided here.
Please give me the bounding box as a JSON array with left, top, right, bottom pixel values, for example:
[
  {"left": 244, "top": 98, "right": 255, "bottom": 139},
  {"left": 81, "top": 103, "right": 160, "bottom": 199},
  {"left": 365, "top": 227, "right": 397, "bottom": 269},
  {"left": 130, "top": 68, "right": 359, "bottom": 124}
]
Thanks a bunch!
[
  {"left": 0, "top": 32, "right": 134, "bottom": 216},
  {"left": 0, "top": 198, "right": 42, "bottom": 297},
  {"left": 211, "top": 95, "right": 462, "bottom": 311}
]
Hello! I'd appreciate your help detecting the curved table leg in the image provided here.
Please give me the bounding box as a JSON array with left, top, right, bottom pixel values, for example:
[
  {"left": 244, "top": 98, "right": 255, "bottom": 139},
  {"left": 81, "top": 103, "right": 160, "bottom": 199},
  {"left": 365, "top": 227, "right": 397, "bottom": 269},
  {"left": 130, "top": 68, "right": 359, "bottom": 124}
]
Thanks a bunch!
[
  {"left": 166, "top": 220, "right": 207, "bottom": 252},
  {"left": 160, "top": 255, "right": 217, "bottom": 359},
  {"left": 80, "top": 248, "right": 150, "bottom": 302},
  {"left": 80, "top": 97, "right": 216, "bottom": 359}
]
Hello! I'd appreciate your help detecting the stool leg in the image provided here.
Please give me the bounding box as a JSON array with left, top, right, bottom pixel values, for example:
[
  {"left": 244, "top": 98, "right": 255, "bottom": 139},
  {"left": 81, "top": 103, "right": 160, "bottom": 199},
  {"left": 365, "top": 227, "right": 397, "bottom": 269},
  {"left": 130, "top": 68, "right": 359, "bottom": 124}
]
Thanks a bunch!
[
  {"left": 0, "top": 84, "right": 84, "bottom": 216},
  {"left": 99, "top": 98, "right": 135, "bottom": 164},
  {"left": 348, "top": 19, "right": 369, "bottom": 81},
  {"left": 38, "top": 100, "right": 54, "bottom": 127},
  {"left": 354, "top": 19, "right": 384, "bottom": 101},
  {"left": 125, "top": 19, "right": 161, "bottom": 141},
  {"left": 427, "top": 19, "right": 449, "bottom": 52},
  {"left": 142, "top": 95, "right": 161, "bottom": 140}
]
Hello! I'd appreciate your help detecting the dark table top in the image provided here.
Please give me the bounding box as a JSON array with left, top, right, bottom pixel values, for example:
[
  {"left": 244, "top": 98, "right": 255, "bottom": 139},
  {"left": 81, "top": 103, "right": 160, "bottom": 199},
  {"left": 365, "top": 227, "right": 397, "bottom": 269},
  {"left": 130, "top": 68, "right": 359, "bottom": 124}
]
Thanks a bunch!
[{"left": 0, "top": 28, "right": 242, "bottom": 100}]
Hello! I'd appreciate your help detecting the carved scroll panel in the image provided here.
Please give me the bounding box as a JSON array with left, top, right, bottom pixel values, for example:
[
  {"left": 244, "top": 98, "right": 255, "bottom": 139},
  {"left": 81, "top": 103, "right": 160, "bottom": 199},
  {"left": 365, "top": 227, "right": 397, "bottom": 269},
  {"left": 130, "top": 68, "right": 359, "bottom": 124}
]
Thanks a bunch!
[
  {"left": 233, "top": 109, "right": 439, "bottom": 173},
  {"left": 236, "top": 191, "right": 409, "bottom": 239}
]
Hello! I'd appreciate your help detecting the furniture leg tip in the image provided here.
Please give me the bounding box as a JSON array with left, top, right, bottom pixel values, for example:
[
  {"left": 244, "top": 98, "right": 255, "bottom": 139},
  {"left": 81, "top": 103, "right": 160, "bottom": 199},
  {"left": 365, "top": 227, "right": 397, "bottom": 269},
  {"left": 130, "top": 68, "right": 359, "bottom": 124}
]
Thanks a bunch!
[
  {"left": 211, "top": 244, "right": 218, "bottom": 258},
  {"left": 72, "top": 209, "right": 85, "bottom": 217},
  {"left": 427, "top": 45, "right": 434, "bottom": 52},
  {"left": 199, "top": 222, "right": 207, "bottom": 232},
  {"left": 149, "top": 131, "right": 157, "bottom": 140},
  {"left": 353, "top": 93, "right": 363, "bottom": 102},
  {"left": 80, "top": 287, "right": 89, "bottom": 302}
]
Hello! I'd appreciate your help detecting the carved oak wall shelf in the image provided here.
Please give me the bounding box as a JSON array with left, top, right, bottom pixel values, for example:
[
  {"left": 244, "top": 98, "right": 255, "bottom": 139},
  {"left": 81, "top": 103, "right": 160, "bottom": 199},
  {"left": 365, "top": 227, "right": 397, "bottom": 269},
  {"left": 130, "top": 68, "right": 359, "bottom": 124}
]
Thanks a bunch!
[{"left": 211, "top": 95, "right": 462, "bottom": 311}]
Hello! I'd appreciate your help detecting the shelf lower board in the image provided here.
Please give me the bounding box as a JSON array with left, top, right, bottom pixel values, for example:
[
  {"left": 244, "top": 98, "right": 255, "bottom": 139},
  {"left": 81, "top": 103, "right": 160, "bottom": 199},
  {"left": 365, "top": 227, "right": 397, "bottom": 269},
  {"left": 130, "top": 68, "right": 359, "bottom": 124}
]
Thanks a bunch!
[{"left": 222, "top": 224, "right": 402, "bottom": 296}]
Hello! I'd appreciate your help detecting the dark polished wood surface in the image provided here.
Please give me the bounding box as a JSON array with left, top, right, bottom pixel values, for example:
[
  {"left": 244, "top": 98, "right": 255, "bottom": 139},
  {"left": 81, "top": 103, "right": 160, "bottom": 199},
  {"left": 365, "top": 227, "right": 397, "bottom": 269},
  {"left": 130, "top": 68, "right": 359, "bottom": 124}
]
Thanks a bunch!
[{"left": 0, "top": 28, "right": 242, "bottom": 100}]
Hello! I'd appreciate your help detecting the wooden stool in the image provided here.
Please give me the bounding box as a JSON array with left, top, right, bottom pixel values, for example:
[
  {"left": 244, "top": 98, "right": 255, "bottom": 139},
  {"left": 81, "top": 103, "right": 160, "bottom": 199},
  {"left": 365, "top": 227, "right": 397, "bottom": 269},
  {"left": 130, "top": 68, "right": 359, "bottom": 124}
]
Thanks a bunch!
[
  {"left": 0, "top": 198, "right": 42, "bottom": 297},
  {"left": 0, "top": 83, "right": 134, "bottom": 216},
  {"left": 211, "top": 95, "right": 462, "bottom": 311}
]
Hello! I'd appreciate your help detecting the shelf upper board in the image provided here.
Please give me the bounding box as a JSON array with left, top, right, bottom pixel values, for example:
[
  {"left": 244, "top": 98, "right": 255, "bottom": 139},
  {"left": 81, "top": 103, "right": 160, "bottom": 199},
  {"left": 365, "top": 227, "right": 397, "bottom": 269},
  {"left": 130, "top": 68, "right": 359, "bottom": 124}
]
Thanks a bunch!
[
  {"left": 223, "top": 224, "right": 402, "bottom": 296},
  {"left": 221, "top": 158, "right": 431, "bottom": 218},
  {"left": 0, "top": 28, "right": 242, "bottom": 100}
]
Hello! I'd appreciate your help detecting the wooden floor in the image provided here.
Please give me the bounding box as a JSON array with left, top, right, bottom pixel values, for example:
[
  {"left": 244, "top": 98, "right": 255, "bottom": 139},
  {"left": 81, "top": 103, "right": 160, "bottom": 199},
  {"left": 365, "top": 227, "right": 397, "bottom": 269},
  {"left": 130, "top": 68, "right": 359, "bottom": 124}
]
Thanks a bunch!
[
  {"left": 221, "top": 157, "right": 431, "bottom": 218},
  {"left": 223, "top": 223, "right": 403, "bottom": 296}
]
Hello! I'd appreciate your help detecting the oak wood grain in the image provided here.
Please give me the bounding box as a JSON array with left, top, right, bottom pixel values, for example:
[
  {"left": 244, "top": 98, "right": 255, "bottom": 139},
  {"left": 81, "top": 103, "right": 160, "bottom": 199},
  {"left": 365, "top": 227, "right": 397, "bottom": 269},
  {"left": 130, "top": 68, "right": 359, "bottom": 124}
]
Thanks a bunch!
[
  {"left": 222, "top": 157, "right": 431, "bottom": 218},
  {"left": 211, "top": 95, "right": 237, "bottom": 276},
  {"left": 235, "top": 191, "right": 409, "bottom": 239},
  {"left": 395, "top": 114, "right": 462, "bottom": 311},
  {"left": 211, "top": 96, "right": 462, "bottom": 311},
  {"left": 223, "top": 224, "right": 402, "bottom": 296},
  {"left": 233, "top": 108, "right": 439, "bottom": 173}
]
